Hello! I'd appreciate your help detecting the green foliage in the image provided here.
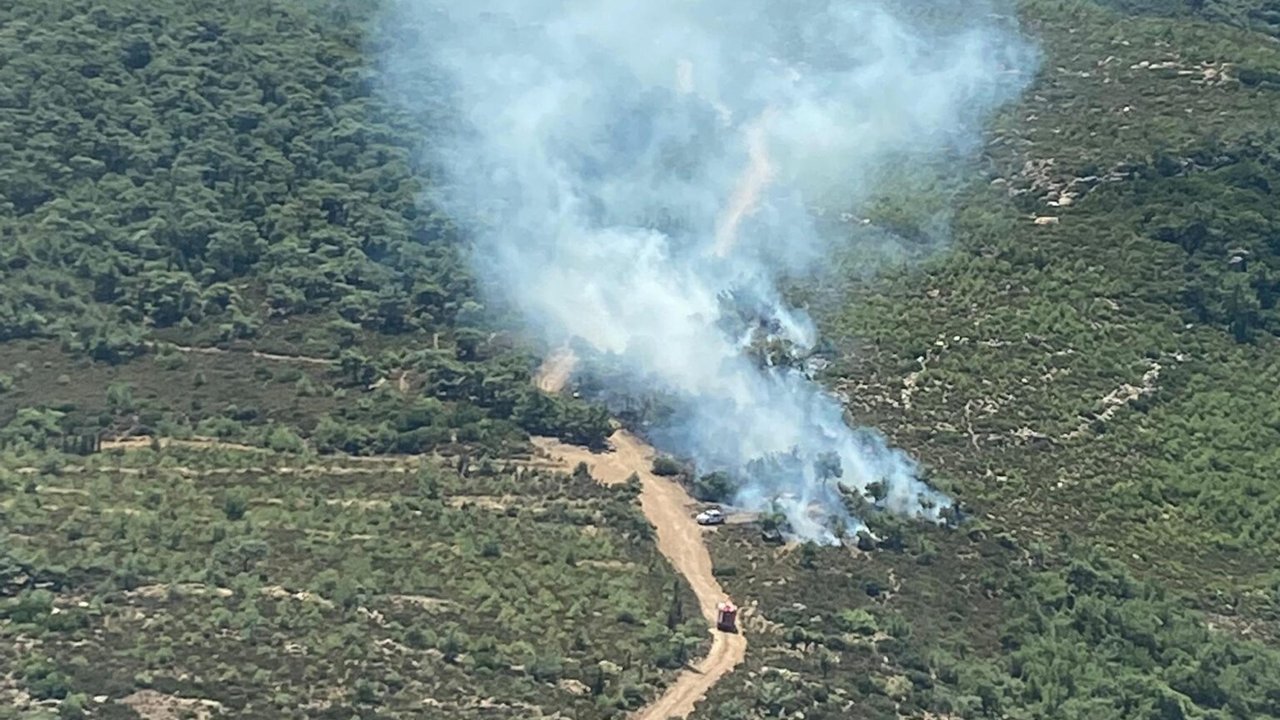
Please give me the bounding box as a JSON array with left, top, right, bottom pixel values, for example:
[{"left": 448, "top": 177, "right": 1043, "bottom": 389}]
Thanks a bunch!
[
  {"left": 105, "top": 382, "right": 135, "bottom": 413},
  {"left": 702, "top": 530, "right": 1280, "bottom": 720},
  {"left": 798, "top": 542, "right": 818, "bottom": 569},
  {"left": 987, "top": 554, "right": 1280, "bottom": 719},
  {"left": 693, "top": 4, "right": 1280, "bottom": 718},
  {"left": 0, "top": 0, "right": 608, "bottom": 452},
  {"left": 0, "top": 407, "right": 66, "bottom": 450},
  {"left": 260, "top": 423, "right": 305, "bottom": 454},
  {"left": 19, "top": 658, "right": 72, "bottom": 701},
  {"left": 796, "top": 0, "right": 1280, "bottom": 591},
  {"left": 651, "top": 456, "right": 683, "bottom": 477},
  {"left": 1093, "top": 0, "right": 1280, "bottom": 44},
  {"left": 0, "top": 444, "right": 697, "bottom": 718},
  {"left": 834, "top": 608, "right": 879, "bottom": 636},
  {"left": 692, "top": 471, "right": 737, "bottom": 502},
  {"left": 58, "top": 693, "right": 89, "bottom": 719},
  {"left": 0, "top": 0, "right": 457, "bottom": 345},
  {"left": 1, "top": 589, "right": 55, "bottom": 624},
  {"left": 1115, "top": 148, "right": 1280, "bottom": 341},
  {"left": 221, "top": 490, "right": 249, "bottom": 521},
  {"left": 2, "top": 0, "right": 1279, "bottom": 719}
]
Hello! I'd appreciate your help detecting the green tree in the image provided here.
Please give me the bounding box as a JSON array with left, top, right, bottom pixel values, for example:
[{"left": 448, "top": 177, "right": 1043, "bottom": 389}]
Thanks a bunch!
[
  {"left": 221, "top": 490, "right": 249, "bottom": 521},
  {"left": 105, "top": 382, "right": 136, "bottom": 413}
]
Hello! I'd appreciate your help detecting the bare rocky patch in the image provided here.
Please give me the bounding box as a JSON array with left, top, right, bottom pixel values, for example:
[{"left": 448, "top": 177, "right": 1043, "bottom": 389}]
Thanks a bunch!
[{"left": 119, "top": 689, "right": 224, "bottom": 720}]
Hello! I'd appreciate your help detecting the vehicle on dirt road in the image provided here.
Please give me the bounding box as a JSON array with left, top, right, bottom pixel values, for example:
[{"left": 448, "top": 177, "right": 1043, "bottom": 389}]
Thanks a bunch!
[
  {"left": 716, "top": 600, "right": 738, "bottom": 632},
  {"left": 696, "top": 508, "right": 726, "bottom": 525}
]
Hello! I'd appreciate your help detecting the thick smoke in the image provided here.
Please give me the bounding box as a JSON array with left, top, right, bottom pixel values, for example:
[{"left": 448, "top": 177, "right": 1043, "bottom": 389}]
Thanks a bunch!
[{"left": 379, "top": 1, "right": 1035, "bottom": 543}]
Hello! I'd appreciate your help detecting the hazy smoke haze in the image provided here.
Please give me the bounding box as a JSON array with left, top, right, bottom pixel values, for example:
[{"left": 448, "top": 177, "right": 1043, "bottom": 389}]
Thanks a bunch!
[{"left": 378, "top": 0, "right": 1036, "bottom": 542}]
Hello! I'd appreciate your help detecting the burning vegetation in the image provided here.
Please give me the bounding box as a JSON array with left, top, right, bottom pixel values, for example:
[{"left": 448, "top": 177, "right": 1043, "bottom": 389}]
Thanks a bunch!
[{"left": 381, "top": 0, "right": 1034, "bottom": 544}]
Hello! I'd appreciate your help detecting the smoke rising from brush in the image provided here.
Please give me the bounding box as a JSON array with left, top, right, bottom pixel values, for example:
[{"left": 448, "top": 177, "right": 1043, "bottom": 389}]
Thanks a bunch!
[{"left": 379, "top": 0, "right": 1035, "bottom": 543}]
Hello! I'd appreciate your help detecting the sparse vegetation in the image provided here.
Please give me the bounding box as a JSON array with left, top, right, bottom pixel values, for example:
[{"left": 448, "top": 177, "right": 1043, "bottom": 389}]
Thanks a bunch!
[
  {"left": 1, "top": 444, "right": 700, "bottom": 717},
  {"left": 693, "top": 1, "right": 1280, "bottom": 718}
]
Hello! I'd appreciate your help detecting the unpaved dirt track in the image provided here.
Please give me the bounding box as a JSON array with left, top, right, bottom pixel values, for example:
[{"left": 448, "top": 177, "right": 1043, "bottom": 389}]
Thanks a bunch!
[
  {"left": 98, "top": 436, "right": 269, "bottom": 454},
  {"left": 533, "top": 431, "right": 747, "bottom": 720},
  {"left": 91, "top": 429, "right": 746, "bottom": 718},
  {"left": 148, "top": 342, "right": 335, "bottom": 366},
  {"left": 101, "top": 336, "right": 744, "bottom": 717}
]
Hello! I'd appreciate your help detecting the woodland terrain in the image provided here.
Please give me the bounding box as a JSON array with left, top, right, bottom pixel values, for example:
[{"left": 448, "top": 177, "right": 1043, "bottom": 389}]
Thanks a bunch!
[{"left": 3, "top": 0, "right": 1280, "bottom": 718}]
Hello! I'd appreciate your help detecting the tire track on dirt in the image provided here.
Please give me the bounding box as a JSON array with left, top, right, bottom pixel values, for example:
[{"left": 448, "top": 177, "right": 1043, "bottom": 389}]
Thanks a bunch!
[
  {"left": 148, "top": 342, "right": 335, "bottom": 366},
  {"left": 532, "top": 356, "right": 745, "bottom": 719},
  {"left": 531, "top": 433, "right": 746, "bottom": 720}
]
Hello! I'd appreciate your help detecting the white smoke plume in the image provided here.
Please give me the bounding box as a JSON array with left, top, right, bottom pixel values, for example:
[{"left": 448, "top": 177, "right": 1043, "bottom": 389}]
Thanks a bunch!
[{"left": 378, "top": 0, "right": 1036, "bottom": 543}]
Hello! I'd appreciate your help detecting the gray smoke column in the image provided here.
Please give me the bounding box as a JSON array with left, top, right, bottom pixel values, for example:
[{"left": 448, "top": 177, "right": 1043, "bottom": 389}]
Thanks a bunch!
[{"left": 378, "top": 0, "right": 1036, "bottom": 543}]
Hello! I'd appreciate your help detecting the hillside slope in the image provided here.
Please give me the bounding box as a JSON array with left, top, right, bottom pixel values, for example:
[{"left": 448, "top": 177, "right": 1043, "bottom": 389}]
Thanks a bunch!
[
  {"left": 3, "top": 0, "right": 1280, "bottom": 719},
  {"left": 691, "top": 1, "right": 1280, "bottom": 718}
]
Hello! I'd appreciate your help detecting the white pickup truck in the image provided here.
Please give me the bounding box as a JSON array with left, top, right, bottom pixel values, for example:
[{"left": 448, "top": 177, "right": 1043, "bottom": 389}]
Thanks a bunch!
[{"left": 695, "top": 508, "right": 726, "bottom": 525}]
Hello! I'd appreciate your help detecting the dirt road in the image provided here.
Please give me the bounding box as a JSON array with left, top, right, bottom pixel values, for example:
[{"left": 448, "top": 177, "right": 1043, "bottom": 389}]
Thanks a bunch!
[
  {"left": 93, "top": 428, "right": 749, "bottom": 718},
  {"left": 148, "top": 342, "right": 335, "bottom": 366},
  {"left": 98, "top": 436, "right": 269, "bottom": 454},
  {"left": 533, "top": 431, "right": 747, "bottom": 720},
  {"left": 99, "top": 337, "right": 745, "bottom": 717},
  {"left": 77, "top": 348, "right": 742, "bottom": 712}
]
